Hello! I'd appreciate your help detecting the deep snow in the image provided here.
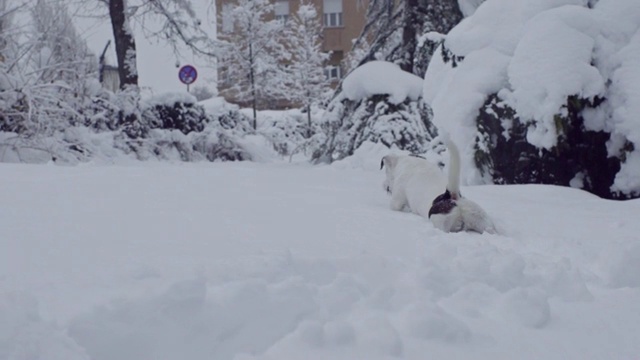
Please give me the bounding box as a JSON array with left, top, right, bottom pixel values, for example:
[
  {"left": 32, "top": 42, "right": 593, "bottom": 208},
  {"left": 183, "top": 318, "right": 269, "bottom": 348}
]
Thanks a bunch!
[
  {"left": 2, "top": 148, "right": 640, "bottom": 359},
  {"left": 342, "top": 61, "right": 424, "bottom": 104}
]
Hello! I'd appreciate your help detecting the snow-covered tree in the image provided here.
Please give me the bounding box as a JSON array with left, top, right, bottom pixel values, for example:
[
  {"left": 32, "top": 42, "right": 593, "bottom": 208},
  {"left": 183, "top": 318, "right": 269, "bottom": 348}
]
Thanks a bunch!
[
  {"left": 0, "top": 0, "right": 26, "bottom": 134},
  {"left": 312, "top": 61, "right": 437, "bottom": 163},
  {"left": 139, "top": 0, "right": 218, "bottom": 59},
  {"left": 190, "top": 85, "right": 215, "bottom": 101},
  {"left": 283, "top": 1, "right": 330, "bottom": 137},
  {"left": 423, "top": 0, "right": 640, "bottom": 199},
  {"left": 217, "top": 0, "right": 287, "bottom": 129},
  {"left": 349, "top": 0, "right": 463, "bottom": 76},
  {"left": 314, "top": 0, "right": 466, "bottom": 163},
  {"left": 0, "top": 0, "right": 23, "bottom": 63},
  {"left": 349, "top": 0, "right": 401, "bottom": 72},
  {"left": 93, "top": 0, "right": 219, "bottom": 90},
  {"left": 31, "top": 0, "right": 97, "bottom": 87},
  {"left": 85, "top": 0, "right": 221, "bottom": 138},
  {"left": 0, "top": 0, "right": 101, "bottom": 138}
]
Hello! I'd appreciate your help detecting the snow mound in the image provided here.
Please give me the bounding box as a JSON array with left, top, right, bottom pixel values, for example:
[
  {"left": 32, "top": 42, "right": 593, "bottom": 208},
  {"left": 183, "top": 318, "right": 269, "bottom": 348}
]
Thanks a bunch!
[
  {"left": 331, "top": 141, "right": 398, "bottom": 171},
  {"left": 142, "top": 91, "right": 198, "bottom": 109},
  {"left": 0, "top": 293, "right": 89, "bottom": 360},
  {"left": 343, "top": 61, "right": 423, "bottom": 104},
  {"left": 199, "top": 96, "right": 240, "bottom": 118}
]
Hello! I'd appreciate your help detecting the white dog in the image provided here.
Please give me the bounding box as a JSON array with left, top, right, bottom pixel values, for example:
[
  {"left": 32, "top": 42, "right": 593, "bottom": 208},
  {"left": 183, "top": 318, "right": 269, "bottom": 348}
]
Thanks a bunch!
[
  {"left": 428, "top": 137, "right": 495, "bottom": 234},
  {"left": 380, "top": 154, "right": 447, "bottom": 218}
]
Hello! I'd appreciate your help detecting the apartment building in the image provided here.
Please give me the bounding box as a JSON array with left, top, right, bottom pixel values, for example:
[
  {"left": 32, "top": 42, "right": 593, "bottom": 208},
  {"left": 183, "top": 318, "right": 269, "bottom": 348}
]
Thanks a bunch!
[{"left": 215, "top": 0, "right": 369, "bottom": 107}]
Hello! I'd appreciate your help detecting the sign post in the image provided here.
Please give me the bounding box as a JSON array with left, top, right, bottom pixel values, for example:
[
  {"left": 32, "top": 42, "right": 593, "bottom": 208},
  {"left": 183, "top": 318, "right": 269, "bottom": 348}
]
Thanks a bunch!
[{"left": 178, "top": 64, "right": 198, "bottom": 92}]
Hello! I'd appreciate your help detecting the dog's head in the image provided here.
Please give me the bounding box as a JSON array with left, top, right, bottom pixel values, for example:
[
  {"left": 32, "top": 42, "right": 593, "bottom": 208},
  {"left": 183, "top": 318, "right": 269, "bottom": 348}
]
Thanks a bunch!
[
  {"left": 380, "top": 154, "right": 399, "bottom": 171},
  {"left": 380, "top": 154, "right": 400, "bottom": 194}
]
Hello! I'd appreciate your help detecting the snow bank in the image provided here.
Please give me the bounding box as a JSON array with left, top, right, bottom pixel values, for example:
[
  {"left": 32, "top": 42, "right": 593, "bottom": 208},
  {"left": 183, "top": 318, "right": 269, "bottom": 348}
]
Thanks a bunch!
[
  {"left": 343, "top": 61, "right": 424, "bottom": 104},
  {"left": 457, "top": 0, "right": 486, "bottom": 17},
  {"left": 142, "top": 91, "right": 198, "bottom": 109},
  {"left": 0, "top": 293, "right": 89, "bottom": 360},
  {"left": 423, "top": 0, "right": 640, "bottom": 193},
  {"left": 199, "top": 96, "right": 241, "bottom": 119},
  {"left": 331, "top": 141, "right": 397, "bottom": 171},
  {"left": 2, "top": 162, "right": 640, "bottom": 359}
]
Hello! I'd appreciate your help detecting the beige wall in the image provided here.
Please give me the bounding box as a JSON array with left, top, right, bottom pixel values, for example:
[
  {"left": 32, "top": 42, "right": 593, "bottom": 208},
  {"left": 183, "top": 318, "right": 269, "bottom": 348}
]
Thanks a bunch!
[{"left": 320, "top": 0, "right": 367, "bottom": 54}]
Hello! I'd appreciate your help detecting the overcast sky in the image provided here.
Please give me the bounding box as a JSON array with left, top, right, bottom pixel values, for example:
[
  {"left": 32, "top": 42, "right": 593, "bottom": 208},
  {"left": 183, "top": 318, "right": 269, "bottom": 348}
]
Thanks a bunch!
[{"left": 72, "top": 0, "right": 217, "bottom": 97}]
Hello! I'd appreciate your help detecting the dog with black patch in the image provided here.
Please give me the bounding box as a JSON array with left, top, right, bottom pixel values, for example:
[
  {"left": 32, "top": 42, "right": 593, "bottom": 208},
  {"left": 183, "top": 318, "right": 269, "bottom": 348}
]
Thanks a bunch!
[{"left": 428, "top": 136, "right": 496, "bottom": 234}]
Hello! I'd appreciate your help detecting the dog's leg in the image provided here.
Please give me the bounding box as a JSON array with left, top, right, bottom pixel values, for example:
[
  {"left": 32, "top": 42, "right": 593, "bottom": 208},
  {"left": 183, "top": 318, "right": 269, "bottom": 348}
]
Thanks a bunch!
[
  {"left": 383, "top": 179, "right": 392, "bottom": 194},
  {"left": 390, "top": 192, "right": 407, "bottom": 211}
]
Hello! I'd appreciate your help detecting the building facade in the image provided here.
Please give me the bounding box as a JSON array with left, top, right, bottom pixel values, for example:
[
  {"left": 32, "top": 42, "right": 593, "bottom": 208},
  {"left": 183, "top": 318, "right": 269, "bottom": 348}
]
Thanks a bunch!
[{"left": 215, "top": 0, "right": 368, "bottom": 107}]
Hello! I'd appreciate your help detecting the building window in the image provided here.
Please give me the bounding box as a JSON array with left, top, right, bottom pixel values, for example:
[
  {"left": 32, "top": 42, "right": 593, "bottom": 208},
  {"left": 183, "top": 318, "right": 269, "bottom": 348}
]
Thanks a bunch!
[
  {"left": 324, "top": 65, "right": 342, "bottom": 80},
  {"left": 323, "top": 0, "right": 343, "bottom": 27},
  {"left": 221, "top": 4, "right": 233, "bottom": 33},
  {"left": 275, "top": 0, "right": 290, "bottom": 24}
]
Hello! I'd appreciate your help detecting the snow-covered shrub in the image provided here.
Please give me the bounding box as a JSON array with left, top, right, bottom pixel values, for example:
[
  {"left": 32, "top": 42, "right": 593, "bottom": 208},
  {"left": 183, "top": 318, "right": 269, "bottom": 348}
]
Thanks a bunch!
[
  {"left": 312, "top": 93, "right": 436, "bottom": 163},
  {"left": 142, "top": 92, "right": 208, "bottom": 134},
  {"left": 117, "top": 92, "right": 257, "bottom": 162},
  {"left": 0, "top": 2, "right": 276, "bottom": 166},
  {"left": 312, "top": 61, "right": 437, "bottom": 163},
  {"left": 190, "top": 85, "right": 216, "bottom": 102},
  {"left": 0, "top": 0, "right": 101, "bottom": 136},
  {"left": 253, "top": 108, "right": 325, "bottom": 157},
  {"left": 474, "top": 94, "right": 622, "bottom": 198},
  {"left": 423, "top": 0, "right": 640, "bottom": 199},
  {"left": 129, "top": 127, "right": 251, "bottom": 162},
  {"left": 0, "top": 0, "right": 124, "bottom": 163}
]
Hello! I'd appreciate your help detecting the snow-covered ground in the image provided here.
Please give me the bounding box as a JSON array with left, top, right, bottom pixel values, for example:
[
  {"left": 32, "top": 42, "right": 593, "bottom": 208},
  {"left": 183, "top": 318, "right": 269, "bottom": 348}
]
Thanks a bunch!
[{"left": 1, "top": 148, "right": 639, "bottom": 360}]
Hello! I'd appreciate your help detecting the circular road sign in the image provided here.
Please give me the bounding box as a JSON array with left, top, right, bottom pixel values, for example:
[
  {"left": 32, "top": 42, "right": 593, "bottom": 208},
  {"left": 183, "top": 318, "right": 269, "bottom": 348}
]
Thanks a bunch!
[{"left": 178, "top": 65, "right": 198, "bottom": 85}]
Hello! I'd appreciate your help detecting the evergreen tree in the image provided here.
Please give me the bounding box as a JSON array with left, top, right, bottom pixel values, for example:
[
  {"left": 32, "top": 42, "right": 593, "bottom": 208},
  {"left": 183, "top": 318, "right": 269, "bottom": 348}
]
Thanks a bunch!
[
  {"left": 349, "top": 0, "right": 463, "bottom": 76},
  {"left": 218, "top": 0, "right": 287, "bottom": 130},
  {"left": 283, "top": 0, "right": 330, "bottom": 137}
]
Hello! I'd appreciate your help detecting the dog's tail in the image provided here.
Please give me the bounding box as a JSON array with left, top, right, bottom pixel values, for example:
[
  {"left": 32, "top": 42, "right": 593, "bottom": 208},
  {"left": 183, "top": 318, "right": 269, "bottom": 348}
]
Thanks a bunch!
[{"left": 443, "top": 135, "right": 461, "bottom": 200}]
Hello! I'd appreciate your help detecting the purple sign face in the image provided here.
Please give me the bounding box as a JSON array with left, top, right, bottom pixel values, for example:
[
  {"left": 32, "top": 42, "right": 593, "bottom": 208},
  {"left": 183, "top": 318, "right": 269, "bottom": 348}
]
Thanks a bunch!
[{"left": 178, "top": 65, "right": 198, "bottom": 85}]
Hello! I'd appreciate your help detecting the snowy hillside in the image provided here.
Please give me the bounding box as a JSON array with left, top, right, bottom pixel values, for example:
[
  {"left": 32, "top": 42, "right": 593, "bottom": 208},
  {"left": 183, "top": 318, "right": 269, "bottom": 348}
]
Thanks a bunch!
[{"left": 2, "top": 151, "right": 640, "bottom": 359}]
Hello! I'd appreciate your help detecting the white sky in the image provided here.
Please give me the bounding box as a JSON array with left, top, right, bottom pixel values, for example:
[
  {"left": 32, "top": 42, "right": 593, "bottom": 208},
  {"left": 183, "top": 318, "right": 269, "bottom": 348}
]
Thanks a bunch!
[{"left": 72, "top": 0, "right": 218, "bottom": 96}]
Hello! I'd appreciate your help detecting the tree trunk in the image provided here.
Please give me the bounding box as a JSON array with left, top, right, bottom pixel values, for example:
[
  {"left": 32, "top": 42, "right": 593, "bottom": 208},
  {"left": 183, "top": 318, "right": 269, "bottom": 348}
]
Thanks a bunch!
[
  {"left": 249, "top": 42, "right": 257, "bottom": 130},
  {"left": 108, "top": 0, "right": 138, "bottom": 89},
  {"left": 400, "top": 0, "right": 418, "bottom": 73},
  {"left": 307, "top": 104, "right": 312, "bottom": 138}
]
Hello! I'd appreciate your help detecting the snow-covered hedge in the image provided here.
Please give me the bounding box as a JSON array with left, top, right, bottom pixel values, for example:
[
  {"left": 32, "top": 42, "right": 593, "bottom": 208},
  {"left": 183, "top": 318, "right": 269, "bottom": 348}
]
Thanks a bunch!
[
  {"left": 108, "top": 92, "right": 259, "bottom": 162},
  {"left": 424, "top": 0, "right": 640, "bottom": 199},
  {"left": 313, "top": 61, "right": 438, "bottom": 163},
  {"left": 0, "top": 91, "right": 270, "bottom": 164}
]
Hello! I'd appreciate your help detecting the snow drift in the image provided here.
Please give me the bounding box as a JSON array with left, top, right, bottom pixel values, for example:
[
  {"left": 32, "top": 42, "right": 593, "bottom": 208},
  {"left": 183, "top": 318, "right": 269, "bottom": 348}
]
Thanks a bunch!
[{"left": 1, "top": 157, "right": 640, "bottom": 359}]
